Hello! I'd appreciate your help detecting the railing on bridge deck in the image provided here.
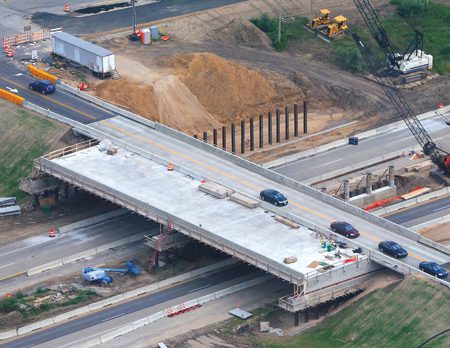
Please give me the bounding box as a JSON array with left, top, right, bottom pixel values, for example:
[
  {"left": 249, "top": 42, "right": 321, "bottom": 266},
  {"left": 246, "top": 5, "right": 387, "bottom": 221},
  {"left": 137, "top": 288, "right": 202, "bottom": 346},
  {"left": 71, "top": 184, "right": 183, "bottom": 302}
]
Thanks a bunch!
[{"left": 43, "top": 139, "right": 100, "bottom": 160}]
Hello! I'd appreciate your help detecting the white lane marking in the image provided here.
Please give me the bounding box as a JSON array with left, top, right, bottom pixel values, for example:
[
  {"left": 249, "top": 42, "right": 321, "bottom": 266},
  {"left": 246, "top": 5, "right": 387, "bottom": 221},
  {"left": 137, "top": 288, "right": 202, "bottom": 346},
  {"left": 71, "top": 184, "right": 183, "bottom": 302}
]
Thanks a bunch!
[
  {"left": 101, "top": 312, "right": 126, "bottom": 322},
  {"left": 0, "top": 262, "right": 15, "bottom": 269},
  {"left": 188, "top": 284, "right": 210, "bottom": 293},
  {"left": 315, "top": 158, "right": 341, "bottom": 167},
  {"left": 6, "top": 87, "right": 18, "bottom": 93},
  {"left": 0, "top": 239, "right": 49, "bottom": 258},
  {"left": 432, "top": 205, "right": 450, "bottom": 212}
]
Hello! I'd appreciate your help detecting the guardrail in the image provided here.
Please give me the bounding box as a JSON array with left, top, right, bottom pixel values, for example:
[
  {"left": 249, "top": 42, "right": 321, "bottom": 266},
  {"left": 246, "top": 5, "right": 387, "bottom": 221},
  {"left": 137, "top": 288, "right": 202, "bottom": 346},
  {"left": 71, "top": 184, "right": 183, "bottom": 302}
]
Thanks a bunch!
[{"left": 44, "top": 139, "right": 99, "bottom": 160}]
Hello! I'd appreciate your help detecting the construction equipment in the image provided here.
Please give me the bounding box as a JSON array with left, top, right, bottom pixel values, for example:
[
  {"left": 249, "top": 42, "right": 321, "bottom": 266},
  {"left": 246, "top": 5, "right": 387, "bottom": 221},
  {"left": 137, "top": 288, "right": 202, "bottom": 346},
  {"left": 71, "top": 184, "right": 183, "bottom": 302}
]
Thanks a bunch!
[
  {"left": 320, "top": 15, "right": 349, "bottom": 40},
  {"left": 353, "top": 0, "right": 432, "bottom": 84},
  {"left": 306, "top": 9, "right": 331, "bottom": 30},
  {"left": 82, "top": 261, "right": 141, "bottom": 286},
  {"left": 352, "top": 32, "right": 450, "bottom": 178}
]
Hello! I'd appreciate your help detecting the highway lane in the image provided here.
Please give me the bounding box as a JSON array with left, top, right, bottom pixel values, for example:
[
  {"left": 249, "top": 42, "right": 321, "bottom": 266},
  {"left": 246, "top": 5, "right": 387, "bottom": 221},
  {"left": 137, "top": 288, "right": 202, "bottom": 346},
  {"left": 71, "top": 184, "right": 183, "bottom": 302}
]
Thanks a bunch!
[
  {"left": 0, "top": 60, "right": 114, "bottom": 124},
  {"left": 0, "top": 263, "right": 260, "bottom": 348},
  {"left": 386, "top": 195, "right": 450, "bottom": 228},
  {"left": 31, "top": 0, "right": 245, "bottom": 34},
  {"left": 0, "top": 214, "right": 155, "bottom": 281},
  {"left": 274, "top": 115, "right": 450, "bottom": 182}
]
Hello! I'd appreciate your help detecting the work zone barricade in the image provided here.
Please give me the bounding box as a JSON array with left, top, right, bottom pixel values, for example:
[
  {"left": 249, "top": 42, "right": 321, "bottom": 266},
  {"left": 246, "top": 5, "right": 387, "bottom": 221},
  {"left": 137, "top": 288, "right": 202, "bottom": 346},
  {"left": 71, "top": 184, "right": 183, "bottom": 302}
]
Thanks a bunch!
[
  {"left": 1, "top": 30, "right": 51, "bottom": 47},
  {"left": 0, "top": 88, "right": 24, "bottom": 106},
  {"left": 27, "top": 64, "right": 58, "bottom": 84}
]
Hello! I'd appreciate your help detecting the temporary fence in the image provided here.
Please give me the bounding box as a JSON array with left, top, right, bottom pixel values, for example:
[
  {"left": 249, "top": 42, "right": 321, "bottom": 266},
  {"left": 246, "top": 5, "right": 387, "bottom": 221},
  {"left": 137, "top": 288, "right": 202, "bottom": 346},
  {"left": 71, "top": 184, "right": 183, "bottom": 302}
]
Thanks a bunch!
[{"left": 1, "top": 30, "right": 50, "bottom": 47}]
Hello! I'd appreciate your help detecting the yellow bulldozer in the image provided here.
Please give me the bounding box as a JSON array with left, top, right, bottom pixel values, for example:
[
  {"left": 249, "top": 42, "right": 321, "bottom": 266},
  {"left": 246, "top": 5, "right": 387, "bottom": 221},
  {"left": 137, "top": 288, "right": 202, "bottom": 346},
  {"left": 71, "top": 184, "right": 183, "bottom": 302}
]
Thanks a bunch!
[
  {"left": 306, "top": 9, "right": 331, "bottom": 30},
  {"left": 320, "top": 15, "right": 348, "bottom": 40}
]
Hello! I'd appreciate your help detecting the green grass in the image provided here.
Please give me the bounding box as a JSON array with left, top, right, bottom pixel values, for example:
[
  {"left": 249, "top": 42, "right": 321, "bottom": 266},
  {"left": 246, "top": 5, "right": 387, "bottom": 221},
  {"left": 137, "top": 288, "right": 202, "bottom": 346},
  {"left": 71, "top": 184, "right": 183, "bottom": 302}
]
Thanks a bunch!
[
  {"left": 0, "top": 105, "right": 58, "bottom": 200},
  {"left": 256, "top": 278, "right": 450, "bottom": 348}
]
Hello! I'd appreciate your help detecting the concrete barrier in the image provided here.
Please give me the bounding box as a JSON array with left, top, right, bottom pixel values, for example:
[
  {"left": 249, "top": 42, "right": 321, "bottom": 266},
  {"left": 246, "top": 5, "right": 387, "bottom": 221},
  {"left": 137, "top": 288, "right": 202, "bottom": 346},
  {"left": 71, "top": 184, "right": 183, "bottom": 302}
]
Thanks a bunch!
[
  {"left": 0, "top": 330, "right": 17, "bottom": 340},
  {"left": 53, "top": 306, "right": 90, "bottom": 324},
  {"left": 100, "top": 324, "right": 133, "bottom": 344},
  {"left": 27, "top": 260, "right": 63, "bottom": 276},
  {"left": 123, "top": 283, "right": 159, "bottom": 300},
  {"left": 413, "top": 215, "right": 450, "bottom": 232},
  {"left": 58, "top": 209, "right": 129, "bottom": 234},
  {"left": 17, "top": 318, "right": 55, "bottom": 335},
  {"left": 24, "top": 101, "right": 80, "bottom": 127},
  {"left": 79, "top": 337, "right": 102, "bottom": 348},
  {"left": 62, "top": 248, "right": 98, "bottom": 264},
  {"left": 88, "top": 294, "right": 125, "bottom": 312},
  {"left": 131, "top": 317, "right": 150, "bottom": 330}
]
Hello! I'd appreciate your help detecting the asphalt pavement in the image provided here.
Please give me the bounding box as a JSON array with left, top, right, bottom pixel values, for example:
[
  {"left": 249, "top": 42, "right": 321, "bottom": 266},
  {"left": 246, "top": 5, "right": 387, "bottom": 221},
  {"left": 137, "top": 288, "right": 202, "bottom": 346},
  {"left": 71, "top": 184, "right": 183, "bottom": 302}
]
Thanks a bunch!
[
  {"left": 0, "top": 263, "right": 260, "bottom": 348},
  {"left": 31, "top": 0, "right": 245, "bottom": 34}
]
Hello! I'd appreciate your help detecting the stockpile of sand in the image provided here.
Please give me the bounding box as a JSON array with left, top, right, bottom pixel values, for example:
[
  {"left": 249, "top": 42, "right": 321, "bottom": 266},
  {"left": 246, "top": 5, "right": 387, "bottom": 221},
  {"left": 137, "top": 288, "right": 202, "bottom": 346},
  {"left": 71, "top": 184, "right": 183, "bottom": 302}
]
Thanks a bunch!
[
  {"left": 168, "top": 53, "right": 279, "bottom": 123},
  {"left": 95, "top": 79, "right": 158, "bottom": 120},
  {"left": 211, "top": 18, "right": 273, "bottom": 49}
]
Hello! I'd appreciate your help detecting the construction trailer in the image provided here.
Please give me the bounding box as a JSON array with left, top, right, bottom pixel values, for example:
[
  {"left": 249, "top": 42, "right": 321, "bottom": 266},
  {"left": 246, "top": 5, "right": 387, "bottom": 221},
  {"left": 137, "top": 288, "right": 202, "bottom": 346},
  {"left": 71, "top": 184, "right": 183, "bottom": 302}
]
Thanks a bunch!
[{"left": 52, "top": 32, "right": 116, "bottom": 78}]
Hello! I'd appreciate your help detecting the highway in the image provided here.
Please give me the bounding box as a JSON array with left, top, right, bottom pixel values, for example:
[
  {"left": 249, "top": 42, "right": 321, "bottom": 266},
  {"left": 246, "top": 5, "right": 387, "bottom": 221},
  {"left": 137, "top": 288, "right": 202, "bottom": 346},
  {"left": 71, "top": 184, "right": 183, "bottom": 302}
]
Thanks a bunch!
[
  {"left": 386, "top": 195, "right": 450, "bottom": 228},
  {"left": 0, "top": 263, "right": 261, "bottom": 348},
  {"left": 0, "top": 56, "right": 448, "bottom": 278},
  {"left": 30, "top": 0, "right": 245, "bottom": 34},
  {"left": 0, "top": 213, "right": 154, "bottom": 281},
  {"left": 274, "top": 116, "right": 450, "bottom": 182}
]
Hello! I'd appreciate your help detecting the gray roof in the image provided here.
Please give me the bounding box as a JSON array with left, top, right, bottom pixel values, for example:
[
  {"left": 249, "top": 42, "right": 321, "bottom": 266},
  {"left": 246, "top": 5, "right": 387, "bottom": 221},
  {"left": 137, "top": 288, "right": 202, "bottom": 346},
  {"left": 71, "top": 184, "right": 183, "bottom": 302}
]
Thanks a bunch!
[{"left": 52, "top": 32, "right": 114, "bottom": 57}]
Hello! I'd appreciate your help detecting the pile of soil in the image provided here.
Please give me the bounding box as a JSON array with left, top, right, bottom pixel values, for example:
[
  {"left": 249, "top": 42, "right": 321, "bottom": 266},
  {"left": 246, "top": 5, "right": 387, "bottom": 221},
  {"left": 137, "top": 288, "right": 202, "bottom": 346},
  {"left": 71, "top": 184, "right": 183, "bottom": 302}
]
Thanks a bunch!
[
  {"left": 168, "top": 53, "right": 281, "bottom": 123},
  {"left": 211, "top": 18, "right": 273, "bottom": 49},
  {"left": 95, "top": 78, "right": 158, "bottom": 120}
]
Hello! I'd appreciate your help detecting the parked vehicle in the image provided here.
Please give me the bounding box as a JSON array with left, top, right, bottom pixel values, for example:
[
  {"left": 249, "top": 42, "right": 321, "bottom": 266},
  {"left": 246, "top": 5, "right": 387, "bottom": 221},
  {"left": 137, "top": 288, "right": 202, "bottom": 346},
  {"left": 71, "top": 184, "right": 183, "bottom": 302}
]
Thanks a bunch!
[
  {"left": 378, "top": 241, "right": 408, "bottom": 258},
  {"left": 260, "top": 189, "right": 288, "bottom": 206},
  {"left": 330, "top": 221, "right": 360, "bottom": 238},
  {"left": 419, "top": 261, "right": 448, "bottom": 278},
  {"left": 28, "top": 80, "right": 55, "bottom": 95}
]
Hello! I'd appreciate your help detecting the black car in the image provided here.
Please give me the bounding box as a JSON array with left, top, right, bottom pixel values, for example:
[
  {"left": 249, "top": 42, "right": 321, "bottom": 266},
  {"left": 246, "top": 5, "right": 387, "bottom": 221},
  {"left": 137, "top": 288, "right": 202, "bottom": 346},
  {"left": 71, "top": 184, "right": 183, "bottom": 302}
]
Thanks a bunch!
[
  {"left": 28, "top": 80, "right": 56, "bottom": 95},
  {"left": 378, "top": 241, "right": 408, "bottom": 258},
  {"left": 260, "top": 189, "right": 288, "bottom": 206},
  {"left": 419, "top": 261, "right": 448, "bottom": 278},
  {"left": 330, "top": 221, "right": 360, "bottom": 238}
]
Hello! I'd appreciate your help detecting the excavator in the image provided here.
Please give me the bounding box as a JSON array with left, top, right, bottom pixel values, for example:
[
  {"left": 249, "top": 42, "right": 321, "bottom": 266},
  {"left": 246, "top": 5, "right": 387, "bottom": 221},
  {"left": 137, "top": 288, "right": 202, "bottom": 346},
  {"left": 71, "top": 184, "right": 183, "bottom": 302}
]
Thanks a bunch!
[{"left": 352, "top": 1, "right": 450, "bottom": 180}]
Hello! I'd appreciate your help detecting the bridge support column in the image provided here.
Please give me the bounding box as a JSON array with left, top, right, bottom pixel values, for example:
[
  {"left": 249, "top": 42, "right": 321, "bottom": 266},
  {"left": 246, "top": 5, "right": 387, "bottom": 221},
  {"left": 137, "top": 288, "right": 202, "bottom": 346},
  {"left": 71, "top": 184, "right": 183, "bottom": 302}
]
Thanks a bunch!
[
  {"left": 343, "top": 179, "right": 350, "bottom": 202},
  {"left": 294, "top": 311, "right": 299, "bottom": 326},
  {"left": 222, "top": 126, "right": 226, "bottom": 150},
  {"left": 303, "top": 101, "right": 308, "bottom": 134},
  {"left": 259, "top": 114, "right": 263, "bottom": 148},
  {"left": 241, "top": 120, "right": 245, "bottom": 154},
  {"left": 249, "top": 118, "right": 254, "bottom": 151},
  {"left": 366, "top": 173, "right": 373, "bottom": 194},
  {"left": 231, "top": 123, "right": 236, "bottom": 154},
  {"left": 203, "top": 131, "right": 207, "bottom": 143},
  {"left": 276, "top": 109, "right": 281, "bottom": 143},
  {"left": 389, "top": 165, "right": 395, "bottom": 187},
  {"left": 213, "top": 129, "right": 217, "bottom": 146},
  {"left": 294, "top": 103, "right": 299, "bottom": 137},
  {"left": 304, "top": 308, "right": 309, "bottom": 323},
  {"left": 285, "top": 106, "right": 289, "bottom": 140},
  {"left": 268, "top": 112, "right": 273, "bottom": 145}
]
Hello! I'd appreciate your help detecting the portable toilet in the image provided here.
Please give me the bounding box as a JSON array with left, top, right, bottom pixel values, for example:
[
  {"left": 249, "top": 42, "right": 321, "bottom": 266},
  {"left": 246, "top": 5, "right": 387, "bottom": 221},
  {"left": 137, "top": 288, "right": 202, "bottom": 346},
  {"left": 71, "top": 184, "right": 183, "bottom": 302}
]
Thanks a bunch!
[
  {"left": 150, "top": 25, "right": 159, "bottom": 41},
  {"left": 141, "top": 28, "right": 151, "bottom": 45}
]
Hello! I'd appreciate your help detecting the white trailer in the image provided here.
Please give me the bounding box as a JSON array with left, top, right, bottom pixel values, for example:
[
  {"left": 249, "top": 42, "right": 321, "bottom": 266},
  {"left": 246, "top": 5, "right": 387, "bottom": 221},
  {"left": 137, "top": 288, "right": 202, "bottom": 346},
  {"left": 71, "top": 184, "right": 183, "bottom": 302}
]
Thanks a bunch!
[{"left": 52, "top": 32, "right": 116, "bottom": 78}]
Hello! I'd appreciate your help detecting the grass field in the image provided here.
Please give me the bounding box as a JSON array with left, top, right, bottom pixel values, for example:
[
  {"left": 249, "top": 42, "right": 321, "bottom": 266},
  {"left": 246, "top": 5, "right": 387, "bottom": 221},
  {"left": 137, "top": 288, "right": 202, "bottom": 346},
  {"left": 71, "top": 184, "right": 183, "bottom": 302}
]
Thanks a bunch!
[
  {"left": 251, "top": 0, "right": 450, "bottom": 74},
  {"left": 256, "top": 278, "right": 450, "bottom": 348},
  {"left": 0, "top": 101, "right": 70, "bottom": 200}
]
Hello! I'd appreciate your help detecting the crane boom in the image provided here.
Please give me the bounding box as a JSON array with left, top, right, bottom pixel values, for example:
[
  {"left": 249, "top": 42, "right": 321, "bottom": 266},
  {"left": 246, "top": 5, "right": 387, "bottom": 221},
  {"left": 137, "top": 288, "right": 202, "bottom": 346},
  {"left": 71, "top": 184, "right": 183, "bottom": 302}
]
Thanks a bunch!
[{"left": 352, "top": 33, "right": 450, "bottom": 176}]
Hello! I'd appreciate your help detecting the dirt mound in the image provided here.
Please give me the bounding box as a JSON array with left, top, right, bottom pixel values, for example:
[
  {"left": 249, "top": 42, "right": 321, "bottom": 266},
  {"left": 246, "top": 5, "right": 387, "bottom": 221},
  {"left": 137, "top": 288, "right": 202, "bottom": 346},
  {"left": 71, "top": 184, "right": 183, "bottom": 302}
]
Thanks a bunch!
[
  {"left": 153, "top": 75, "right": 221, "bottom": 134},
  {"left": 211, "top": 18, "right": 273, "bottom": 49},
  {"left": 168, "top": 53, "right": 280, "bottom": 123},
  {"left": 95, "top": 79, "right": 158, "bottom": 120}
]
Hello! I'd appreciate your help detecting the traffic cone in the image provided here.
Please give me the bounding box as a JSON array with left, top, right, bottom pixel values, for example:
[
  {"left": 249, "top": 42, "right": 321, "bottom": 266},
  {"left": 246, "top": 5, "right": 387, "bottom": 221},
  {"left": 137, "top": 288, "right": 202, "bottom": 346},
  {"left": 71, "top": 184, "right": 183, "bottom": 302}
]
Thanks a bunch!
[
  {"left": 200, "top": 179, "right": 206, "bottom": 184},
  {"left": 167, "top": 162, "right": 174, "bottom": 171},
  {"left": 439, "top": 101, "right": 444, "bottom": 108},
  {"left": 49, "top": 228, "right": 55, "bottom": 238},
  {"left": 65, "top": 4, "right": 69, "bottom": 12}
]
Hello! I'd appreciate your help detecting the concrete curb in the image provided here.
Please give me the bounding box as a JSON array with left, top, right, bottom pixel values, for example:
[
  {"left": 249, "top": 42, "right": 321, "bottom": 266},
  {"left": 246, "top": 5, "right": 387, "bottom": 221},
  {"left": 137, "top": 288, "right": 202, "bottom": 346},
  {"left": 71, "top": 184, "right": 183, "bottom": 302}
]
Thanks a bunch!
[
  {"left": 264, "top": 105, "right": 450, "bottom": 169},
  {"left": 26, "top": 232, "right": 147, "bottom": 276},
  {"left": 412, "top": 215, "right": 450, "bottom": 231},
  {"left": 372, "top": 187, "right": 450, "bottom": 216},
  {"left": 0, "top": 259, "right": 238, "bottom": 341},
  {"left": 58, "top": 209, "right": 129, "bottom": 234},
  {"left": 76, "top": 274, "right": 272, "bottom": 348}
]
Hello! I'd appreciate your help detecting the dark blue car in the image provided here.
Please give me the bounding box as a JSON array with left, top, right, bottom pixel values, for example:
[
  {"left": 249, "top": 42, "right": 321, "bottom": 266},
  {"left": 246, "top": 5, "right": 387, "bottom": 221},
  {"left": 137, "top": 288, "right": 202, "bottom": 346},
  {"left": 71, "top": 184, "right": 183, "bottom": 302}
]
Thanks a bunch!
[
  {"left": 260, "top": 189, "right": 288, "bottom": 206},
  {"left": 419, "top": 261, "right": 448, "bottom": 278},
  {"left": 29, "top": 80, "right": 56, "bottom": 95},
  {"left": 330, "top": 221, "right": 360, "bottom": 238},
  {"left": 378, "top": 241, "right": 408, "bottom": 258}
]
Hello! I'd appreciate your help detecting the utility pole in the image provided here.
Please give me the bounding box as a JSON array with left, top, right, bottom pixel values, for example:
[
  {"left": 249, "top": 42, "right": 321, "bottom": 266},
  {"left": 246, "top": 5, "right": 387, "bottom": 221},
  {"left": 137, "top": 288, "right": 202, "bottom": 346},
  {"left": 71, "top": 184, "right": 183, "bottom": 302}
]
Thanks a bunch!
[
  {"left": 278, "top": 7, "right": 282, "bottom": 44},
  {"left": 132, "top": 0, "right": 137, "bottom": 34}
]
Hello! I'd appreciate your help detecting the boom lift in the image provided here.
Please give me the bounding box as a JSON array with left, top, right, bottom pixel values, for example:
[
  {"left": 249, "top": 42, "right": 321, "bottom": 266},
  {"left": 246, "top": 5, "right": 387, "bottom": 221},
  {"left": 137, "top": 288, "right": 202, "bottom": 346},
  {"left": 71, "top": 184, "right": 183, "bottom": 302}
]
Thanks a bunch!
[
  {"left": 352, "top": 32, "right": 450, "bottom": 178},
  {"left": 353, "top": 0, "right": 432, "bottom": 84},
  {"left": 82, "top": 261, "right": 141, "bottom": 286}
]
